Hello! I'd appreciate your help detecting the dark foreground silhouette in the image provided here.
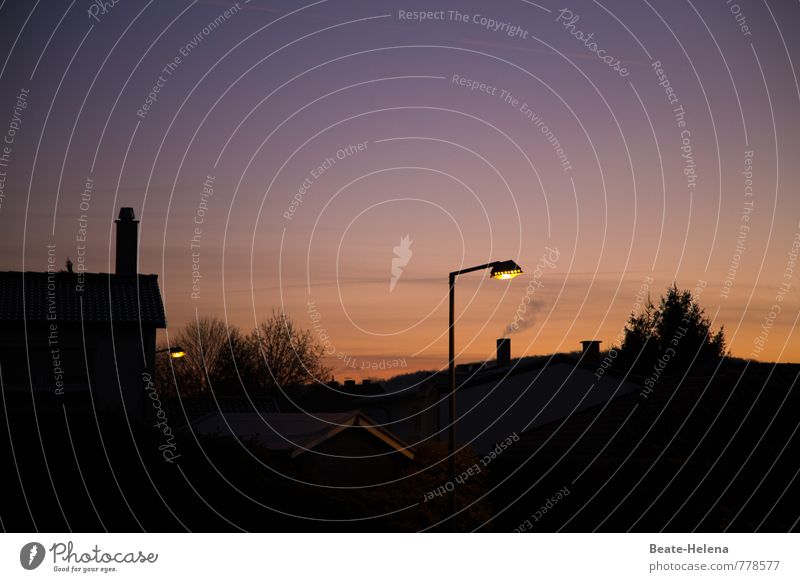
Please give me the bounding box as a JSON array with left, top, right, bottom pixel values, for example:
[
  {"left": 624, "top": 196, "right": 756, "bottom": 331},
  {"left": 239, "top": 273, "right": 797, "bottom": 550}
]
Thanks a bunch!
[{"left": 1, "top": 358, "right": 798, "bottom": 532}]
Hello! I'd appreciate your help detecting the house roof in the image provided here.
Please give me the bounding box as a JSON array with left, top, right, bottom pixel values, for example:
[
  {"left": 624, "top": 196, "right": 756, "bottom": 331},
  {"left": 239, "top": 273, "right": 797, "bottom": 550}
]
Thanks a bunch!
[
  {"left": 507, "top": 362, "right": 800, "bottom": 459},
  {"left": 0, "top": 271, "right": 166, "bottom": 326},
  {"left": 356, "top": 355, "right": 644, "bottom": 455},
  {"left": 166, "top": 397, "right": 280, "bottom": 426},
  {"left": 192, "top": 410, "right": 414, "bottom": 460}
]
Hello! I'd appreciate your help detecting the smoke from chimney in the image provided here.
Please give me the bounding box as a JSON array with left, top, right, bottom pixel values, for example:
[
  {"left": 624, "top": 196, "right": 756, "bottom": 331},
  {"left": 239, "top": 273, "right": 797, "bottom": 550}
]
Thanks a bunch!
[{"left": 502, "top": 300, "right": 542, "bottom": 337}]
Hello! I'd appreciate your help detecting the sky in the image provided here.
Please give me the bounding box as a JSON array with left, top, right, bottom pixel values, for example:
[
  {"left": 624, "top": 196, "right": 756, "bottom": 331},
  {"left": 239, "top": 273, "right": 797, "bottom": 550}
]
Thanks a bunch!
[{"left": 0, "top": 0, "right": 798, "bottom": 380}]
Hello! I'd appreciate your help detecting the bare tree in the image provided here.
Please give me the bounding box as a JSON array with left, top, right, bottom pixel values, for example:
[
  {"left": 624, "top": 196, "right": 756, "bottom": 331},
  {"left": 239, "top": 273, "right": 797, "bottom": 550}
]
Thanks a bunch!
[
  {"left": 242, "top": 310, "right": 331, "bottom": 393},
  {"left": 156, "top": 312, "right": 330, "bottom": 397},
  {"left": 156, "top": 316, "right": 242, "bottom": 396}
]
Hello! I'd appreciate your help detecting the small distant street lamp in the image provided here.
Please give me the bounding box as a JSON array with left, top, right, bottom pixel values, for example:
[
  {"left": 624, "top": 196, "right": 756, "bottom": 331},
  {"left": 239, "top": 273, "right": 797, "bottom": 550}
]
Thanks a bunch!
[
  {"left": 448, "top": 260, "right": 523, "bottom": 528},
  {"left": 156, "top": 346, "right": 186, "bottom": 359}
]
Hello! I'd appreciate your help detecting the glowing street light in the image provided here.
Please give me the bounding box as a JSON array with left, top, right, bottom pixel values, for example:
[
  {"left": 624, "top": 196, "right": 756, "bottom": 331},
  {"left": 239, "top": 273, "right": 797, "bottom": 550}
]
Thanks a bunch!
[
  {"left": 490, "top": 260, "right": 524, "bottom": 280},
  {"left": 447, "top": 259, "right": 523, "bottom": 528},
  {"left": 156, "top": 346, "right": 186, "bottom": 359}
]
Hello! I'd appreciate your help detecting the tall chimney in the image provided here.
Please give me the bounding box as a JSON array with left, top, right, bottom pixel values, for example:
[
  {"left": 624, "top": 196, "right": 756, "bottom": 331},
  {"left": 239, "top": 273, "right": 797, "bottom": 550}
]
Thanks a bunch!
[
  {"left": 497, "top": 338, "right": 511, "bottom": 367},
  {"left": 115, "top": 207, "right": 139, "bottom": 275}
]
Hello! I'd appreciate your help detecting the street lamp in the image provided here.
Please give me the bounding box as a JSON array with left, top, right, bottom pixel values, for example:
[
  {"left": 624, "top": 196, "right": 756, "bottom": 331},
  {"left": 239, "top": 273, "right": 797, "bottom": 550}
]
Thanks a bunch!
[
  {"left": 489, "top": 260, "right": 524, "bottom": 280},
  {"left": 156, "top": 346, "right": 186, "bottom": 359},
  {"left": 448, "top": 260, "right": 523, "bottom": 529}
]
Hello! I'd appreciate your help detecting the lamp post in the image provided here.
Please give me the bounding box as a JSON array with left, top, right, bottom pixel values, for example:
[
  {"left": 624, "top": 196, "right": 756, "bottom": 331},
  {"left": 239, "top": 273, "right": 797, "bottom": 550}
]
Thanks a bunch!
[{"left": 448, "top": 260, "right": 523, "bottom": 529}]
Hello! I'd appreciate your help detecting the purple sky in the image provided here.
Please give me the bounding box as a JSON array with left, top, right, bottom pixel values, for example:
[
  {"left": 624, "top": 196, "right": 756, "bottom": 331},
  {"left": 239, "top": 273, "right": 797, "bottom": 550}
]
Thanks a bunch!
[{"left": 1, "top": 0, "right": 798, "bottom": 378}]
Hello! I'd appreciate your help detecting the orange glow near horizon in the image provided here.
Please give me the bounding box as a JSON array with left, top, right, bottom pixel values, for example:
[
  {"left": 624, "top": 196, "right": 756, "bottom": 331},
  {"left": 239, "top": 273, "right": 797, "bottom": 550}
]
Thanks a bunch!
[{"left": 2, "top": 0, "right": 798, "bottom": 383}]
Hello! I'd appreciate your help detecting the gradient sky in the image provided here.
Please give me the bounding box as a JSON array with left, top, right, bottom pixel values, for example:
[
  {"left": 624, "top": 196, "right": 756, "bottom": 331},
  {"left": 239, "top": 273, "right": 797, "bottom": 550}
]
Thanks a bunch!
[{"left": 1, "top": 0, "right": 798, "bottom": 379}]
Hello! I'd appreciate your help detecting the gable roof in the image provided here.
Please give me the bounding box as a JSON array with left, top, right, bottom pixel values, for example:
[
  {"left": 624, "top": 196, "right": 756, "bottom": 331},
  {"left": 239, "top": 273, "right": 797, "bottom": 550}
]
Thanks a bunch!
[
  {"left": 192, "top": 410, "right": 414, "bottom": 460},
  {"left": 0, "top": 271, "right": 166, "bottom": 326}
]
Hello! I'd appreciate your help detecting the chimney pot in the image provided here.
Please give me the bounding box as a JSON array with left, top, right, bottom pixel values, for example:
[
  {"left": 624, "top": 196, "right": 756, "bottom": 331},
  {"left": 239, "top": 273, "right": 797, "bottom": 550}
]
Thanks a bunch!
[{"left": 580, "top": 340, "right": 602, "bottom": 365}]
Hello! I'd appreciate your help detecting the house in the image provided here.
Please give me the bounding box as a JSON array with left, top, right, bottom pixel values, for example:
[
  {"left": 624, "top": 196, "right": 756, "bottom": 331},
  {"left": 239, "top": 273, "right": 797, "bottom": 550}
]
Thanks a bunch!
[
  {"left": 192, "top": 410, "right": 414, "bottom": 486},
  {"left": 358, "top": 339, "right": 643, "bottom": 455},
  {"left": 485, "top": 360, "right": 800, "bottom": 531},
  {"left": 0, "top": 208, "right": 166, "bottom": 418}
]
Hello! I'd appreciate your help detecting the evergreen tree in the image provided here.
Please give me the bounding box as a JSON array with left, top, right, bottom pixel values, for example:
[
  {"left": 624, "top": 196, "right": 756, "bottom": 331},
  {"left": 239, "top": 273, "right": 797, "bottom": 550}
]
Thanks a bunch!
[{"left": 621, "top": 284, "right": 725, "bottom": 374}]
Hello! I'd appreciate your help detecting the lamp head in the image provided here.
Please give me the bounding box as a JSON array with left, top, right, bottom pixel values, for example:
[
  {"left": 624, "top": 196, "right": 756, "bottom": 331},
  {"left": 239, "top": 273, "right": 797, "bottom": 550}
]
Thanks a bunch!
[
  {"left": 490, "top": 260, "right": 524, "bottom": 280},
  {"left": 169, "top": 347, "right": 186, "bottom": 359}
]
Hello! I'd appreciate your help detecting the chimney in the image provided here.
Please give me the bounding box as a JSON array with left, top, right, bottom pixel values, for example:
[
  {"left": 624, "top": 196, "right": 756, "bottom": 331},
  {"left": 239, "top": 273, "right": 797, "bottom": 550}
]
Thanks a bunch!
[
  {"left": 115, "top": 207, "right": 139, "bottom": 275},
  {"left": 497, "top": 338, "right": 511, "bottom": 367},
  {"left": 580, "top": 340, "right": 602, "bottom": 364}
]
